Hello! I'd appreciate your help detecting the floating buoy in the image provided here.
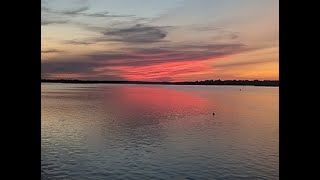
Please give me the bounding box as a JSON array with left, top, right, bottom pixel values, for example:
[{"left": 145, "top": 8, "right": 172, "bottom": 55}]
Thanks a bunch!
[{"left": 212, "top": 112, "right": 215, "bottom": 116}]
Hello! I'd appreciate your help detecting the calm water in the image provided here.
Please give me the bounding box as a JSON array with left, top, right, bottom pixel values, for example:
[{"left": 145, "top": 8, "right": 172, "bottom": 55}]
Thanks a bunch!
[{"left": 41, "top": 83, "right": 279, "bottom": 180}]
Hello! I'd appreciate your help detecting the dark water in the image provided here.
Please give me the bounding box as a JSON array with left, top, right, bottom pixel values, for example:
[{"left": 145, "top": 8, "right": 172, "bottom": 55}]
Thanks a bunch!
[{"left": 41, "top": 83, "right": 279, "bottom": 179}]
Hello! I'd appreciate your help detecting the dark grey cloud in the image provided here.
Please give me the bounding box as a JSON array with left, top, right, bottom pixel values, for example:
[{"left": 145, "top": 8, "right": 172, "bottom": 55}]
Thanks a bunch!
[
  {"left": 64, "top": 40, "right": 93, "bottom": 45},
  {"left": 41, "top": 19, "right": 69, "bottom": 26},
  {"left": 42, "top": 5, "right": 89, "bottom": 16},
  {"left": 88, "top": 54, "right": 139, "bottom": 60},
  {"left": 42, "top": 3, "right": 134, "bottom": 19},
  {"left": 83, "top": 43, "right": 246, "bottom": 67},
  {"left": 42, "top": 61, "right": 95, "bottom": 74},
  {"left": 95, "top": 14, "right": 135, "bottom": 18},
  {"left": 41, "top": 60, "right": 124, "bottom": 80},
  {"left": 86, "top": 11, "right": 135, "bottom": 18},
  {"left": 85, "top": 11, "right": 109, "bottom": 17},
  {"left": 102, "top": 24, "right": 168, "bottom": 43},
  {"left": 71, "top": 24, "right": 168, "bottom": 44},
  {"left": 41, "top": 49, "right": 64, "bottom": 53},
  {"left": 60, "top": 6, "right": 89, "bottom": 15}
]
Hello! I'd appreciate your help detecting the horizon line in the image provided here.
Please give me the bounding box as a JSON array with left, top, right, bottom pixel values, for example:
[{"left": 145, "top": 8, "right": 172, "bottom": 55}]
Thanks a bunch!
[
  {"left": 41, "top": 79, "right": 279, "bottom": 87},
  {"left": 41, "top": 78, "right": 279, "bottom": 82}
]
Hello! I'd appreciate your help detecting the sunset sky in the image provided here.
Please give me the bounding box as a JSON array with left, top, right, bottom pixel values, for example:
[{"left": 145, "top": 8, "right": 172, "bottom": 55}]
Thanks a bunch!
[{"left": 41, "top": 0, "right": 278, "bottom": 81}]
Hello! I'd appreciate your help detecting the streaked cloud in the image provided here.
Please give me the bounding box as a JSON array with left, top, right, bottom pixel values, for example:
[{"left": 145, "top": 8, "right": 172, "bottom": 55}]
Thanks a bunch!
[
  {"left": 86, "top": 12, "right": 135, "bottom": 18},
  {"left": 41, "top": 42, "right": 246, "bottom": 80},
  {"left": 41, "top": 60, "right": 124, "bottom": 80},
  {"left": 60, "top": 6, "right": 89, "bottom": 15},
  {"left": 41, "top": 19, "right": 69, "bottom": 26},
  {"left": 101, "top": 24, "right": 169, "bottom": 43},
  {"left": 86, "top": 43, "right": 246, "bottom": 66},
  {"left": 64, "top": 40, "right": 93, "bottom": 45},
  {"left": 41, "top": 49, "right": 64, "bottom": 53}
]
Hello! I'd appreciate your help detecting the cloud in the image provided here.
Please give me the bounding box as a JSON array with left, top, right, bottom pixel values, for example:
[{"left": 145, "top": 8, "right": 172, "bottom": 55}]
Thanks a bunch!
[
  {"left": 41, "top": 60, "right": 125, "bottom": 80},
  {"left": 81, "top": 24, "right": 238, "bottom": 46},
  {"left": 101, "top": 24, "right": 168, "bottom": 43},
  {"left": 64, "top": 40, "right": 93, "bottom": 45},
  {"left": 60, "top": 6, "right": 89, "bottom": 15},
  {"left": 42, "top": 3, "right": 134, "bottom": 19},
  {"left": 84, "top": 43, "right": 246, "bottom": 67},
  {"left": 86, "top": 11, "right": 135, "bottom": 18},
  {"left": 42, "top": 61, "right": 95, "bottom": 74},
  {"left": 212, "top": 59, "right": 275, "bottom": 68},
  {"left": 41, "top": 49, "right": 64, "bottom": 53},
  {"left": 41, "top": 42, "right": 247, "bottom": 81},
  {"left": 85, "top": 11, "right": 109, "bottom": 17},
  {"left": 88, "top": 54, "right": 139, "bottom": 61},
  {"left": 41, "top": 19, "right": 69, "bottom": 26},
  {"left": 42, "top": 5, "right": 89, "bottom": 16}
]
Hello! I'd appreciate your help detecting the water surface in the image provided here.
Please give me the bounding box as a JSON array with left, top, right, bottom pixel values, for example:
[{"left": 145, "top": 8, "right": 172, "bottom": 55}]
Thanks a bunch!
[{"left": 41, "top": 84, "right": 279, "bottom": 179}]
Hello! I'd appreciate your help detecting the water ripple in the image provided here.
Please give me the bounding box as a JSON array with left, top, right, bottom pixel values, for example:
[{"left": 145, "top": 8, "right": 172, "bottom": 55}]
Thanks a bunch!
[{"left": 42, "top": 84, "right": 279, "bottom": 179}]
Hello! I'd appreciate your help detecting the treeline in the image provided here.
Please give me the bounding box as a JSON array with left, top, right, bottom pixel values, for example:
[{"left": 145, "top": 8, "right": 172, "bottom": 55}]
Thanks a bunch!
[
  {"left": 175, "top": 80, "right": 279, "bottom": 86},
  {"left": 42, "top": 79, "right": 279, "bottom": 87}
]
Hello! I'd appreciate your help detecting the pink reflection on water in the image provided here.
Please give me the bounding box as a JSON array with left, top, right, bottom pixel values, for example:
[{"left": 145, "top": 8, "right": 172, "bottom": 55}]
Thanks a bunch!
[{"left": 101, "top": 85, "right": 210, "bottom": 125}]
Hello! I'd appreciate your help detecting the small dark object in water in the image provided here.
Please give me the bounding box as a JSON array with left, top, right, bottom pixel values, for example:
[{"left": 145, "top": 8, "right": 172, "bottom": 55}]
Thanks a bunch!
[
  {"left": 240, "top": 89, "right": 241, "bottom": 91},
  {"left": 212, "top": 112, "right": 215, "bottom": 116}
]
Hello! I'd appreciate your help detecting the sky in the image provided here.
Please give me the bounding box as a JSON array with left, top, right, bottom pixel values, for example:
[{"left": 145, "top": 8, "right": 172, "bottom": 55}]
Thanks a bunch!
[{"left": 41, "top": 0, "right": 279, "bottom": 81}]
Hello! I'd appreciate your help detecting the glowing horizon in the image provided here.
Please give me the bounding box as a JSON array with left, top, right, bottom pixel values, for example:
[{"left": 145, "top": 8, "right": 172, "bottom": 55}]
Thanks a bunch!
[{"left": 41, "top": 0, "right": 279, "bottom": 81}]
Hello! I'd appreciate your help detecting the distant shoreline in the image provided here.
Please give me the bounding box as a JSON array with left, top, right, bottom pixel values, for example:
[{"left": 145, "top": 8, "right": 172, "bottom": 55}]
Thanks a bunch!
[{"left": 41, "top": 79, "right": 279, "bottom": 87}]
